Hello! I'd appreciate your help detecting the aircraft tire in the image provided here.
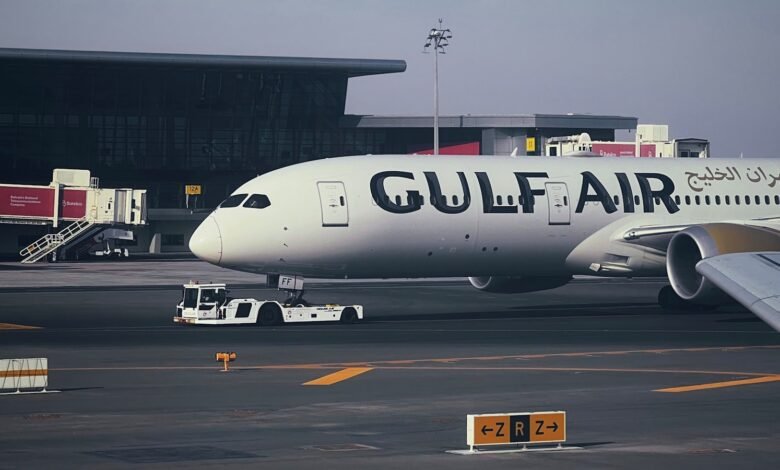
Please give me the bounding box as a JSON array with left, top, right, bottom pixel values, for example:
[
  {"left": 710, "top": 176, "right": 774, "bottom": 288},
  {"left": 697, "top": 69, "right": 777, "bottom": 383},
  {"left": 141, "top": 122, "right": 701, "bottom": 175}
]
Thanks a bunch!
[
  {"left": 658, "top": 285, "right": 717, "bottom": 312},
  {"left": 258, "top": 303, "right": 282, "bottom": 326},
  {"left": 658, "top": 285, "right": 686, "bottom": 310}
]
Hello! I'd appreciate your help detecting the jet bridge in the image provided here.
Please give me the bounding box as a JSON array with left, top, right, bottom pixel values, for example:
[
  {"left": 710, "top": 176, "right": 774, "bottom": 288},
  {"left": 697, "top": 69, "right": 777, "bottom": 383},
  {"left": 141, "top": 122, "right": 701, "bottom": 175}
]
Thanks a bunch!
[{"left": 0, "top": 169, "right": 147, "bottom": 263}]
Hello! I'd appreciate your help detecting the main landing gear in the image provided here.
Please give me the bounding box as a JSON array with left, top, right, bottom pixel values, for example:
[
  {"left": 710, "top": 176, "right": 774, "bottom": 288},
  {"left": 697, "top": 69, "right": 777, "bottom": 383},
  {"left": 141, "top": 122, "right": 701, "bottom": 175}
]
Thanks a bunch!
[{"left": 657, "top": 285, "right": 715, "bottom": 311}]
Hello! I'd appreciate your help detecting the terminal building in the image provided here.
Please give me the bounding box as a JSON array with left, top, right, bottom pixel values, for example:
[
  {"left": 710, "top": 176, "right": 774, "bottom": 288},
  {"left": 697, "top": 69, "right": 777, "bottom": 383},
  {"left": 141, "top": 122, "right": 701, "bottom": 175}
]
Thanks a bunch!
[{"left": 0, "top": 47, "right": 640, "bottom": 258}]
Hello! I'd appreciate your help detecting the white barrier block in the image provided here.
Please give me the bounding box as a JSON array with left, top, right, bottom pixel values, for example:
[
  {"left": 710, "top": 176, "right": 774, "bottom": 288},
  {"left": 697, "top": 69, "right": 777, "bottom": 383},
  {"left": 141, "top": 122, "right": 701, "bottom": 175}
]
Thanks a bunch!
[{"left": 0, "top": 358, "right": 57, "bottom": 395}]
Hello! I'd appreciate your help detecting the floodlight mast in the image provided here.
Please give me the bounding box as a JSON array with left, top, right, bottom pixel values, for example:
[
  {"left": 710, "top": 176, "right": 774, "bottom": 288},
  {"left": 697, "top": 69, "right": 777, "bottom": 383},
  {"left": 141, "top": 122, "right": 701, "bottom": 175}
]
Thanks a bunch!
[{"left": 423, "top": 19, "right": 452, "bottom": 156}]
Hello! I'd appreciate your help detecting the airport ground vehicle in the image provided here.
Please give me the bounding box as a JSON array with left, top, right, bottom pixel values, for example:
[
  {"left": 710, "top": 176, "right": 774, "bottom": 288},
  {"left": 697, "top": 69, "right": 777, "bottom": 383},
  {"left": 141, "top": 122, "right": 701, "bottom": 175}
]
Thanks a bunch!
[{"left": 173, "top": 282, "right": 363, "bottom": 326}]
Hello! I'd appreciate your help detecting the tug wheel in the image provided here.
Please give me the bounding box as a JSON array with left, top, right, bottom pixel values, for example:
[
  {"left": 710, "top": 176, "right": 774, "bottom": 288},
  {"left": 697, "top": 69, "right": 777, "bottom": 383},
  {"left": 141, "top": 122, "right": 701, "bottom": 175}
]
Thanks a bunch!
[{"left": 258, "top": 304, "right": 282, "bottom": 326}]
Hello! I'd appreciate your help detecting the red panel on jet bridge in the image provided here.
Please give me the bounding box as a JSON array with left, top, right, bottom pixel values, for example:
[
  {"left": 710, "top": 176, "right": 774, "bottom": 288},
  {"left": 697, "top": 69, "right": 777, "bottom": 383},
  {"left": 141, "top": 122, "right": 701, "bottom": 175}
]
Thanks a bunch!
[
  {"left": 0, "top": 186, "right": 55, "bottom": 218},
  {"left": 591, "top": 143, "right": 656, "bottom": 158},
  {"left": 409, "top": 141, "right": 481, "bottom": 155},
  {"left": 61, "top": 189, "right": 87, "bottom": 219}
]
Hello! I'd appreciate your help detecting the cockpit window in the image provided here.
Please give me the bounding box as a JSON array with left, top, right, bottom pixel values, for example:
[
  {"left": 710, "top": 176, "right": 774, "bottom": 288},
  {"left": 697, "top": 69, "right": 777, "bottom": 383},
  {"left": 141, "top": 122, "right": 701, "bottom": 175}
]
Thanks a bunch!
[
  {"left": 244, "top": 194, "right": 271, "bottom": 209},
  {"left": 219, "top": 194, "right": 248, "bottom": 208}
]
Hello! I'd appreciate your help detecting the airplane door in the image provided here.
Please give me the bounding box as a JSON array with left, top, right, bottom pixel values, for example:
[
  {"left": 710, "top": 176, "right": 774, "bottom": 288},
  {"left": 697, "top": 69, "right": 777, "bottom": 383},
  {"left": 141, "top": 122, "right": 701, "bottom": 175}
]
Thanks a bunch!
[
  {"left": 317, "top": 181, "right": 349, "bottom": 227},
  {"left": 545, "top": 182, "right": 570, "bottom": 225}
]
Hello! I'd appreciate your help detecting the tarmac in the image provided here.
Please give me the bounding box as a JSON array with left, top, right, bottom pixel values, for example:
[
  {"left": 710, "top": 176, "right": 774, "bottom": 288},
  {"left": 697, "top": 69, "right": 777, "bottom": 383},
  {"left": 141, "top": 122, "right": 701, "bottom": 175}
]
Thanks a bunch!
[{"left": 0, "top": 260, "right": 778, "bottom": 469}]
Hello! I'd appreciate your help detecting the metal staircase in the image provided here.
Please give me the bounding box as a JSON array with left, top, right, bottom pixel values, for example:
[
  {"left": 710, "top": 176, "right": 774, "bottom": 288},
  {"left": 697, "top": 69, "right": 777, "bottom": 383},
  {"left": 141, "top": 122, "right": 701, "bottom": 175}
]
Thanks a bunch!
[{"left": 19, "top": 219, "right": 95, "bottom": 264}]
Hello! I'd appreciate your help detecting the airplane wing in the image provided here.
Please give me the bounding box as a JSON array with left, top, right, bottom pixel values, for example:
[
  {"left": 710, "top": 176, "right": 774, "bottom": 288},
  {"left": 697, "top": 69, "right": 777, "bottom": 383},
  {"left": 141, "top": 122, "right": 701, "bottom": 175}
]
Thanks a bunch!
[
  {"left": 621, "top": 218, "right": 780, "bottom": 252},
  {"left": 696, "top": 252, "right": 780, "bottom": 332}
]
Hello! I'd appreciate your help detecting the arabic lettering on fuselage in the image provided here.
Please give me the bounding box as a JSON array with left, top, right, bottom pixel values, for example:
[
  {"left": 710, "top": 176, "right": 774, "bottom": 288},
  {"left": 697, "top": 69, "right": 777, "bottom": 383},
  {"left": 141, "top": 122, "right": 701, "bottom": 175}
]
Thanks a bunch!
[
  {"left": 369, "top": 171, "right": 680, "bottom": 215},
  {"left": 685, "top": 166, "right": 780, "bottom": 192}
]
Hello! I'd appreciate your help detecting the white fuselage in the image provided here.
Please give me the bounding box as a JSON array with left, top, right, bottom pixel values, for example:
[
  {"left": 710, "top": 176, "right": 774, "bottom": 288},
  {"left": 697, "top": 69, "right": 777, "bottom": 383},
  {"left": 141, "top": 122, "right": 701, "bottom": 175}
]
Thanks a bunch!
[{"left": 189, "top": 155, "right": 780, "bottom": 279}]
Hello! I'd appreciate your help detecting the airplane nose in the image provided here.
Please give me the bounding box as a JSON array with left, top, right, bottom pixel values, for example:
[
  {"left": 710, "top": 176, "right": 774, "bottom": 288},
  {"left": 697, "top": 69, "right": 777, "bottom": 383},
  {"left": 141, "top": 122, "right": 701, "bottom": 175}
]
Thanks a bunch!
[{"left": 189, "top": 216, "right": 223, "bottom": 264}]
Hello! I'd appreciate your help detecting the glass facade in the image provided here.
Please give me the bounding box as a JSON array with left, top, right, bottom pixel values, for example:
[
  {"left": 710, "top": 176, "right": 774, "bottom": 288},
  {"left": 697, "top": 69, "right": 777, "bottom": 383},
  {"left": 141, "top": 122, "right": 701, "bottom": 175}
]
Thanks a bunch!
[
  {"left": 0, "top": 54, "right": 629, "bottom": 211},
  {"left": 0, "top": 60, "right": 403, "bottom": 208}
]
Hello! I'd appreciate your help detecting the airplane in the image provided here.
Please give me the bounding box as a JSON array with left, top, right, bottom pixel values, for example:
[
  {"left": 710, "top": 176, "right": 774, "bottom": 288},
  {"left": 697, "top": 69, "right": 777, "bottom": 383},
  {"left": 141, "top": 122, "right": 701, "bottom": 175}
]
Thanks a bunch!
[{"left": 189, "top": 154, "right": 780, "bottom": 331}]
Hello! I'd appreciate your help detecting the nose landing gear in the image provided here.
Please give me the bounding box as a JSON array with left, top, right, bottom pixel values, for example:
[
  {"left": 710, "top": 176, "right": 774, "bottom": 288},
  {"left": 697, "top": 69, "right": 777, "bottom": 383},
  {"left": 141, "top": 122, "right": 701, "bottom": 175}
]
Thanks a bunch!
[{"left": 270, "top": 274, "right": 311, "bottom": 307}]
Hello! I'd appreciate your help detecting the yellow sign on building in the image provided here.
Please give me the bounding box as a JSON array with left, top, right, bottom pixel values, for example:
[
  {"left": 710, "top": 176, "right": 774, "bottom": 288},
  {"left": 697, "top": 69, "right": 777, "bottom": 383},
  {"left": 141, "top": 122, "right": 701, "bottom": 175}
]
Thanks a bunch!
[
  {"left": 185, "top": 185, "right": 202, "bottom": 195},
  {"left": 526, "top": 137, "right": 536, "bottom": 152}
]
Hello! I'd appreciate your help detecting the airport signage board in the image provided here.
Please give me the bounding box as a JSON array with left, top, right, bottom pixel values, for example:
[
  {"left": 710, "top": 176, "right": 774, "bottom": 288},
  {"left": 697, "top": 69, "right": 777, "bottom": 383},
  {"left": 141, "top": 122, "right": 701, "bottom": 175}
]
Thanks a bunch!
[
  {"left": 185, "top": 185, "right": 202, "bottom": 195},
  {"left": 467, "top": 411, "right": 566, "bottom": 447},
  {"left": 0, "top": 186, "right": 55, "bottom": 218},
  {"left": 526, "top": 137, "right": 536, "bottom": 152},
  {"left": 591, "top": 143, "right": 656, "bottom": 158},
  {"left": 60, "top": 189, "right": 87, "bottom": 219},
  {"left": 0, "top": 186, "right": 86, "bottom": 220}
]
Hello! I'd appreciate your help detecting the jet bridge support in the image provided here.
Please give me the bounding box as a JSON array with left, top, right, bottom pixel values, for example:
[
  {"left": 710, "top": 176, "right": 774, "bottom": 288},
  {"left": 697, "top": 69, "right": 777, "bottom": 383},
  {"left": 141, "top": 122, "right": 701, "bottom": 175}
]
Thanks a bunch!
[{"left": 0, "top": 169, "right": 147, "bottom": 263}]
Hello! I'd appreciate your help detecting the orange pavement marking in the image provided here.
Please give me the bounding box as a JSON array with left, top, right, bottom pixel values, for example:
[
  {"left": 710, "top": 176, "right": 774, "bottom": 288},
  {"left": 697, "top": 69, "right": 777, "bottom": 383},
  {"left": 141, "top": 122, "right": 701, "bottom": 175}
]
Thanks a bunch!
[
  {"left": 0, "top": 323, "right": 41, "bottom": 330},
  {"left": 303, "top": 367, "right": 374, "bottom": 386},
  {"left": 655, "top": 375, "right": 780, "bottom": 393},
  {"left": 0, "top": 369, "right": 48, "bottom": 378}
]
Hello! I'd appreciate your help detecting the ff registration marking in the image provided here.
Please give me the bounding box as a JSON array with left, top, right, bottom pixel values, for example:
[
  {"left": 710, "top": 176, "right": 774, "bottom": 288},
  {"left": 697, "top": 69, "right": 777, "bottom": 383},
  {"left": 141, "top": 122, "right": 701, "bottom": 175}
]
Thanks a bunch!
[{"left": 468, "top": 411, "right": 566, "bottom": 447}]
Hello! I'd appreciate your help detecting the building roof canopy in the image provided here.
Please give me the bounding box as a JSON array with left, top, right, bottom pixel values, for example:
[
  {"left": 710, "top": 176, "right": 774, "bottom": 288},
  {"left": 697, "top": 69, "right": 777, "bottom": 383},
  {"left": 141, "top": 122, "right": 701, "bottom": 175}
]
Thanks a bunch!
[
  {"left": 0, "top": 47, "right": 407, "bottom": 77},
  {"left": 342, "top": 114, "right": 637, "bottom": 130}
]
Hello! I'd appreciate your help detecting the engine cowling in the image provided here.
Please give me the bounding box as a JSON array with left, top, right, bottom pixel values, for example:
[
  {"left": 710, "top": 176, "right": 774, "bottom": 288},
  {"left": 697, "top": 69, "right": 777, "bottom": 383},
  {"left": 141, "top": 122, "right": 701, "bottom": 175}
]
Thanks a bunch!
[
  {"left": 667, "top": 223, "right": 780, "bottom": 304},
  {"left": 468, "top": 276, "right": 571, "bottom": 293}
]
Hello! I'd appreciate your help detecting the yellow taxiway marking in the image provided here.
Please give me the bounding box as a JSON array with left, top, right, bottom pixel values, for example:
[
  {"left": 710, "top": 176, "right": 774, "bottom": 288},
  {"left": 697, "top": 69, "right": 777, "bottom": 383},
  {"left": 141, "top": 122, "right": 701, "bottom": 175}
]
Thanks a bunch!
[
  {"left": 655, "top": 375, "right": 780, "bottom": 393},
  {"left": 0, "top": 322, "right": 41, "bottom": 330},
  {"left": 268, "top": 344, "right": 780, "bottom": 369},
  {"left": 303, "top": 367, "right": 374, "bottom": 386}
]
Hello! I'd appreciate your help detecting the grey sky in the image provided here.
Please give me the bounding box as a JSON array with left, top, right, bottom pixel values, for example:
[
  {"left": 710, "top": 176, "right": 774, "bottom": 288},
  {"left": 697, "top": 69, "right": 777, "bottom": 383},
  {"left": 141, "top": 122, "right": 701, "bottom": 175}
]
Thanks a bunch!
[{"left": 0, "top": 0, "right": 778, "bottom": 157}]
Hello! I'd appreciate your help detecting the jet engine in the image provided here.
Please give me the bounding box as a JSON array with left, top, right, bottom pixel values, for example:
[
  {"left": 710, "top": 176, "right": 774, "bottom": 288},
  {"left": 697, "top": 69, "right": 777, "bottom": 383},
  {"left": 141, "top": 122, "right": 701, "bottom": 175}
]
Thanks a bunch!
[
  {"left": 468, "top": 276, "right": 571, "bottom": 293},
  {"left": 666, "top": 223, "right": 780, "bottom": 304}
]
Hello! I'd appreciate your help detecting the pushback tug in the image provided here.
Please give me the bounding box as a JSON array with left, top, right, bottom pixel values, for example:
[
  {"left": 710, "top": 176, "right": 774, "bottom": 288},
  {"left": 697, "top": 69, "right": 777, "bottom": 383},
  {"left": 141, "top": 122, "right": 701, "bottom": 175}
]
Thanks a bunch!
[{"left": 174, "top": 275, "right": 363, "bottom": 326}]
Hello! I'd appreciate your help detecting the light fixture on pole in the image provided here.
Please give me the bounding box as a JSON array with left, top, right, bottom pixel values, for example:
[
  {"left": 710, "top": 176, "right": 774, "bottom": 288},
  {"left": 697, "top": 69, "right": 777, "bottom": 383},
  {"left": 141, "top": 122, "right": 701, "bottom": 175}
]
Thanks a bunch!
[{"left": 423, "top": 19, "right": 452, "bottom": 156}]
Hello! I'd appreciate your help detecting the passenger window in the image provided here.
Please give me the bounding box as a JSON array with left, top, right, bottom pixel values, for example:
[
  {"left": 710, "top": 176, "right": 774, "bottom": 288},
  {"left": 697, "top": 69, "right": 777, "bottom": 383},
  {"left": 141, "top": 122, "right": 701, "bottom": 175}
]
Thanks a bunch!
[
  {"left": 705, "top": 195, "right": 711, "bottom": 205},
  {"left": 219, "top": 193, "right": 248, "bottom": 208},
  {"left": 765, "top": 195, "right": 771, "bottom": 205},
  {"left": 695, "top": 195, "right": 701, "bottom": 205},
  {"left": 745, "top": 195, "right": 750, "bottom": 205},
  {"left": 507, "top": 195, "right": 513, "bottom": 205},
  {"left": 674, "top": 195, "right": 680, "bottom": 205},
  {"left": 735, "top": 195, "right": 741, "bottom": 205},
  {"left": 654, "top": 196, "right": 661, "bottom": 205},
  {"left": 775, "top": 195, "right": 779, "bottom": 205},
  {"left": 340, "top": 196, "right": 345, "bottom": 206},
  {"left": 563, "top": 196, "right": 568, "bottom": 206},
  {"left": 395, "top": 195, "right": 402, "bottom": 205},
  {"left": 613, "top": 195, "right": 620, "bottom": 205},
  {"left": 453, "top": 195, "right": 460, "bottom": 205},
  {"left": 497, "top": 195, "right": 503, "bottom": 205},
  {"left": 685, "top": 195, "right": 691, "bottom": 205},
  {"left": 725, "top": 195, "right": 730, "bottom": 205},
  {"left": 715, "top": 195, "right": 721, "bottom": 205},
  {"left": 755, "top": 195, "right": 761, "bottom": 205},
  {"left": 243, "top": 194, "right": 271, "bottom": 209},
  {"left": 634, "top": 195, "right": 641, "bottom": 205},
  {"left": 442, "top": 195, "right": 448, "bottom": 205}
]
